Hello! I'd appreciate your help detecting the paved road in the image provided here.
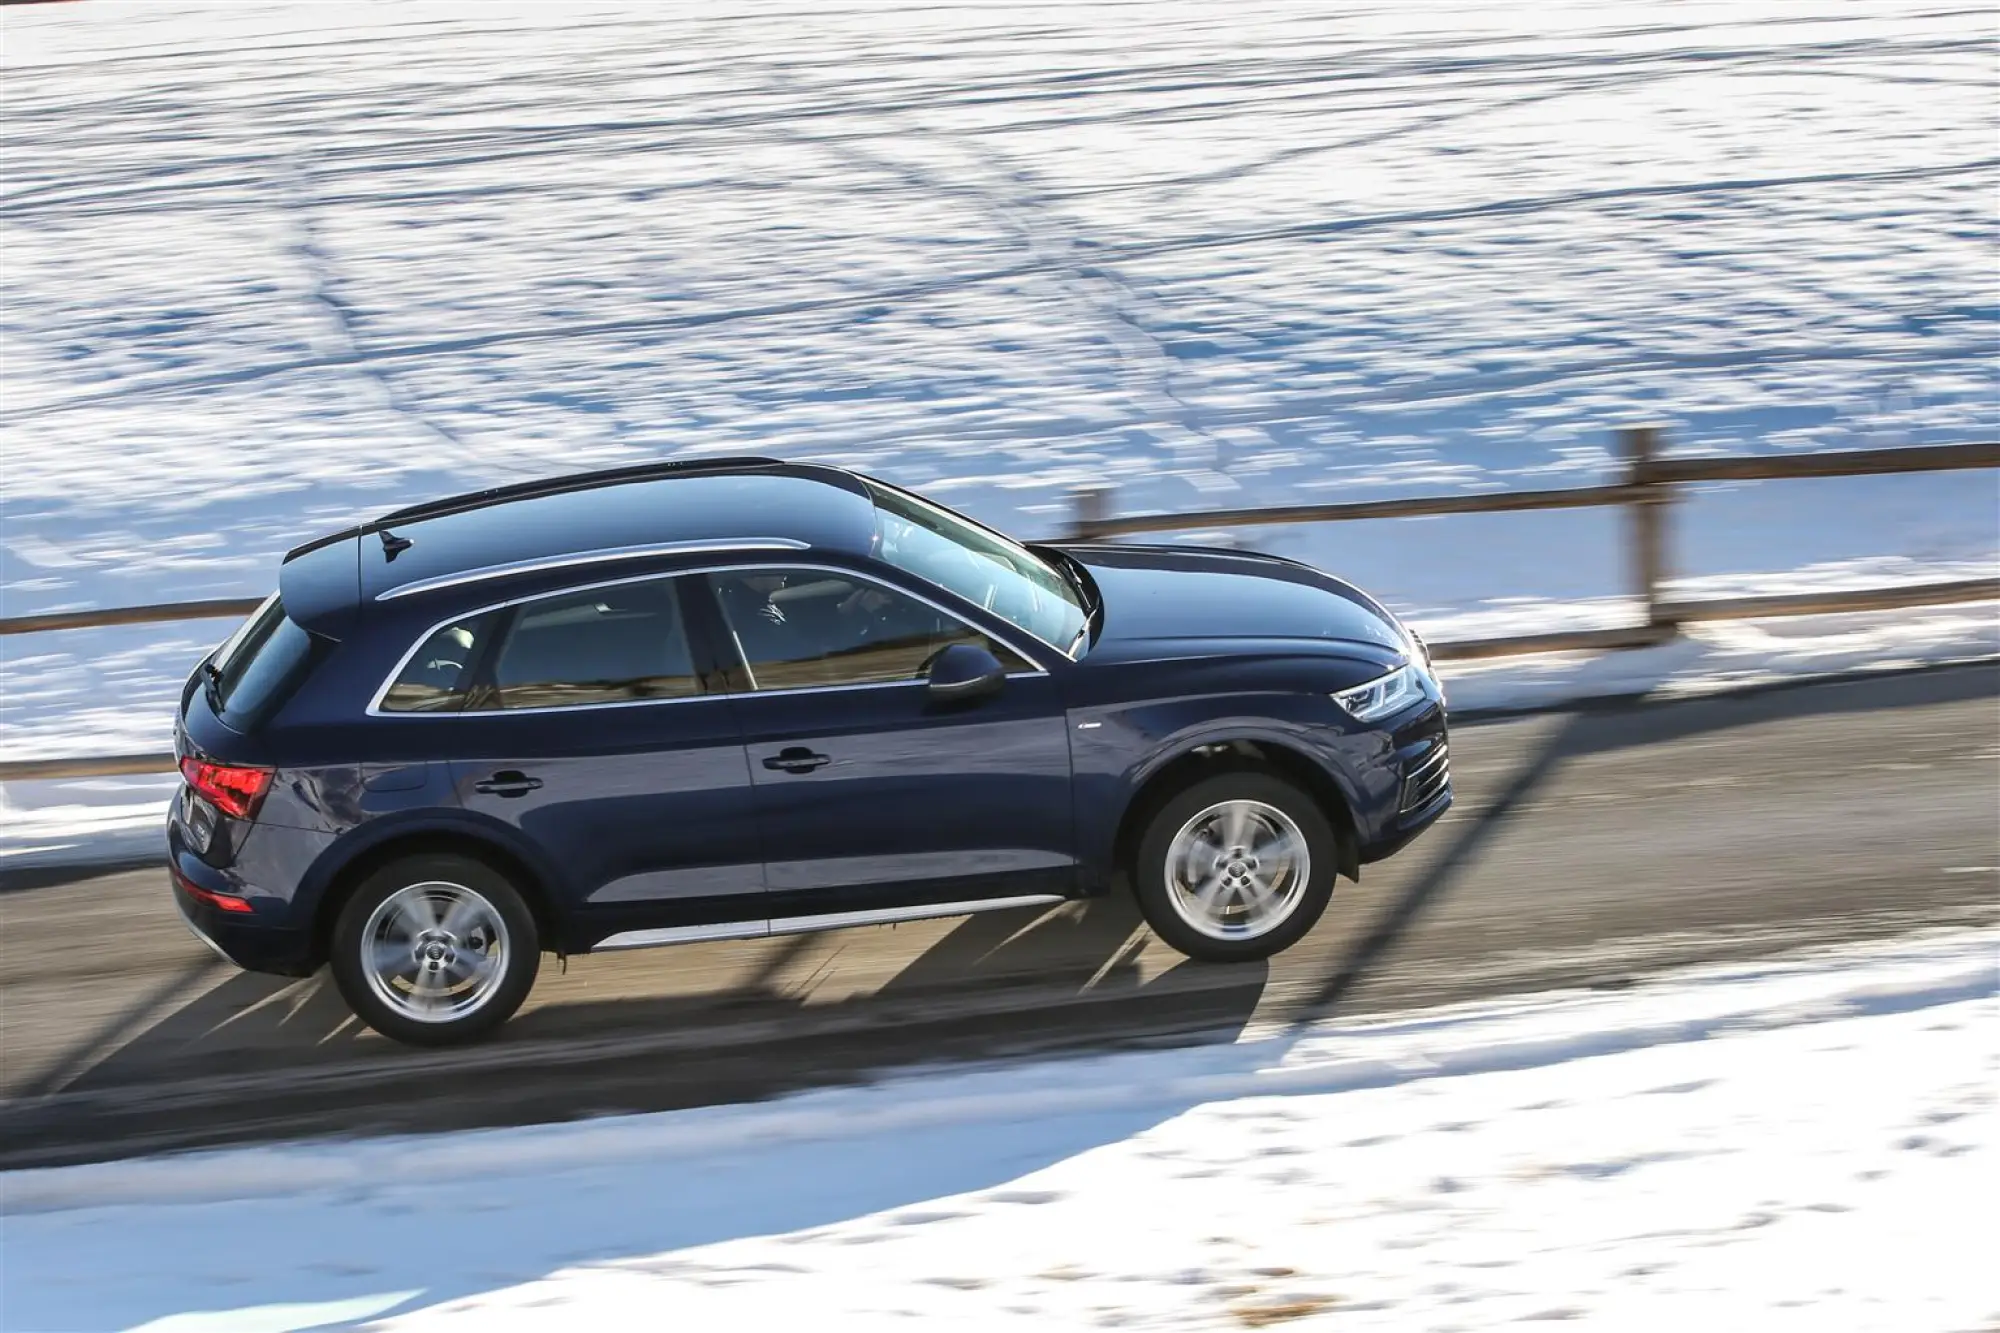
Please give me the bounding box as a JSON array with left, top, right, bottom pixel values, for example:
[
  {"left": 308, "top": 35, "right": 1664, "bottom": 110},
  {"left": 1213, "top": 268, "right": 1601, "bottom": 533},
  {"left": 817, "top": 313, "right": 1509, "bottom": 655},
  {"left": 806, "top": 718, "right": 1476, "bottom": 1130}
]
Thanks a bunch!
[{"left": 3, "top": 665, "right": 1995, "bottom": 1168}]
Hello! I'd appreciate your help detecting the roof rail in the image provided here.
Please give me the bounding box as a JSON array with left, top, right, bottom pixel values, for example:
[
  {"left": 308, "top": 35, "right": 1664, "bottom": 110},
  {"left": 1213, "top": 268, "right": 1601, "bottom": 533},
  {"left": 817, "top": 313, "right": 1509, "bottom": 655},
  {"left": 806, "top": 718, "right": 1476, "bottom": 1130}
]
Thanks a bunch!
[
  {"left": 373, "top": 456, "right": 790, "bottom": 528},
  {"left": 284, "top": 456, "right": 793, "bottom": 562}
]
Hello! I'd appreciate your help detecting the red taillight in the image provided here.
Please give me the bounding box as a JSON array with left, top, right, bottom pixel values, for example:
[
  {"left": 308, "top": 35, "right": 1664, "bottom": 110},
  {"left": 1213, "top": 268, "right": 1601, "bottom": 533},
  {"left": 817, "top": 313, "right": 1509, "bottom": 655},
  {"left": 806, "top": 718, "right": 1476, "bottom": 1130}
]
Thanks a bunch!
[
  {"left": 172, "top": 867, "right": 254, "bottom": 914},
  {"left": 179, "top": 756, "right": 273, "bottom": 820}
]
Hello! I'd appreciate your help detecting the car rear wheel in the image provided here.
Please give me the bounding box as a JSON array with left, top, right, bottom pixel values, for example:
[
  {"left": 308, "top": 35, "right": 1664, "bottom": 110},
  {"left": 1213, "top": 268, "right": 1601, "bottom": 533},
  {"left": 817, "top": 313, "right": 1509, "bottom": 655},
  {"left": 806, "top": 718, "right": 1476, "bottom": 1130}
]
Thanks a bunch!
[
  {"left": 1132, "top": 771, "right": 1338, "bottom": 963},
  {"left": 329, "top": 854, "right": 540, "bottom": 1046}
]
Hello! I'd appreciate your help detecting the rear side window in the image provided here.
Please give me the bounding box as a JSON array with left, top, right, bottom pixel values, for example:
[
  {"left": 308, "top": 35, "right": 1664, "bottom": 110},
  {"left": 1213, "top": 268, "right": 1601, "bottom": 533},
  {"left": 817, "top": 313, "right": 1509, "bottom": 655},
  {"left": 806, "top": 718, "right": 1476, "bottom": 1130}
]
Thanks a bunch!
[
  {"left": 210, "top": 597, "right": 323, "bottom": 729},
  {"left": 488, "top": 579, "right": 699, "bottom": 710},
  {"left": 379, "top": 613, "right": 498, "bottom": 713}
]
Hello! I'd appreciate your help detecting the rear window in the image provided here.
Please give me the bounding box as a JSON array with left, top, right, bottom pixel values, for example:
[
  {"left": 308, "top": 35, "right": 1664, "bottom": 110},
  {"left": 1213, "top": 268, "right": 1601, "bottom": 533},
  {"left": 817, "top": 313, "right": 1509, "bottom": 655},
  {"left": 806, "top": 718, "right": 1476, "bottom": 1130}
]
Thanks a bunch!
[
  {"left": 377, "top": 579, "right": 701, "bottom": 715},
  {"left": 488, "top": 579, "right": 699, "bottom": 710},
  {"left": 210, "top": 597, "right": 323, "bottom": 728}
]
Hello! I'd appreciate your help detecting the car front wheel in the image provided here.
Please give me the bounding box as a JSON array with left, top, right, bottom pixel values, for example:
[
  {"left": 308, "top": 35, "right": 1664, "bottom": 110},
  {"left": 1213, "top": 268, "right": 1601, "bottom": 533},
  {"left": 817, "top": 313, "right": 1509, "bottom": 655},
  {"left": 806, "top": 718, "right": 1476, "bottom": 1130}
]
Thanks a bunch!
[
  {"left": 329, "top": 853, "right": 540, "bottom": 1046},
  {"left": 1132, "top": 771, "right": 1339, "bottom": 963}
]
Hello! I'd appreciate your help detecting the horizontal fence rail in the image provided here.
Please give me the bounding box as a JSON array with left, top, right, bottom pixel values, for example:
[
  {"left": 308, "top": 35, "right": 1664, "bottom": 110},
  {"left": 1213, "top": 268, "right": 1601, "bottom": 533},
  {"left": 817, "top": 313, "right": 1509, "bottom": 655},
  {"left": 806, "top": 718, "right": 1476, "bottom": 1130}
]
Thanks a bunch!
[
  {"left": 0, "top": 597, "right": 265, "bottom": 637},
  {"left": 1067, "top": 441, "right": 2000, "bottom": 542},
  {"left": 1657, "top": 577, "right": 2000, "bottom": 624},
  {"left": 1, "top": 434, "right": 1994, "bottom": 783},
  {"left": 0, "top": 753, "right": 179, "bottom": 782},
  {"left": 1067, "top": 482, "right": 1648, "bottom": 541},
  {"left": 1649, "top": 441, "right": 2000, "bottom": 484}
]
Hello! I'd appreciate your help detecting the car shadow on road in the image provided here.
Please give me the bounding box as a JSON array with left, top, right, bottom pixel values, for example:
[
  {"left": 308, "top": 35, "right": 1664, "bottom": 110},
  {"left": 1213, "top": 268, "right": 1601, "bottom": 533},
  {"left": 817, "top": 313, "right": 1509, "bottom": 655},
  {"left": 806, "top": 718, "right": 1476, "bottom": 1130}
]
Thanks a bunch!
[{"left": 18, "top": 892, "right": 1266, "bottom": 1147}]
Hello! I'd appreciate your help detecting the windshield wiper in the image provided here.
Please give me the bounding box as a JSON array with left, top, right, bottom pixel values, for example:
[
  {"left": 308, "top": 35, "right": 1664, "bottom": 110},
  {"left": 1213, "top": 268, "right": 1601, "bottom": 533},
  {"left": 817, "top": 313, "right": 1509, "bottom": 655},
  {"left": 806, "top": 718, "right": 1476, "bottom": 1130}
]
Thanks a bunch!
[
  {"left": 199, "top": 660, "right": 224, "bottom": 711},
  {"left": 1046, "top": 548, "right": 1101, "bottom": 657}
]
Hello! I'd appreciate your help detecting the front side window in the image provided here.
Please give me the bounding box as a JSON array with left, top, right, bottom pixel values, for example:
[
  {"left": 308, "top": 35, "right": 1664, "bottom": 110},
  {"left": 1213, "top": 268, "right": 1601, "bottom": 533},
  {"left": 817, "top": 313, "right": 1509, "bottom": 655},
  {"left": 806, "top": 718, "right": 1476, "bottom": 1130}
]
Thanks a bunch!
[
  {"left": 710, "top": 568, "right": 1031, "bottom": 692},
  {"left": 865, "top": 481, "right": 1088, "bottom": 658},
  {"left": 487, "top": 579, "right": 700, "bottom": 710}
]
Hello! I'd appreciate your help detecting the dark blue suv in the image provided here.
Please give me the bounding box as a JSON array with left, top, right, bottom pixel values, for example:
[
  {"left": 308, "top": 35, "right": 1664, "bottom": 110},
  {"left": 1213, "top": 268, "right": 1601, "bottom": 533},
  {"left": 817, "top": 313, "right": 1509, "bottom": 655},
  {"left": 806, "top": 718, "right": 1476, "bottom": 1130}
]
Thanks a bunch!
[{"left": 170, "top": 458, "right": 1449, "bottom": 1044}]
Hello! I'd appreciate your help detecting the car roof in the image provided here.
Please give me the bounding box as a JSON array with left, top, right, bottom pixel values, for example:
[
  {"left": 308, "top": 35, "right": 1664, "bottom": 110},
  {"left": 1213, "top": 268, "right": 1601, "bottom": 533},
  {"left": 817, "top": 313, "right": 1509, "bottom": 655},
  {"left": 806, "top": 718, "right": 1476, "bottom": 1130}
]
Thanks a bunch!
[{"left": 280, "top": 458, "right": 881, "bottom": 618}]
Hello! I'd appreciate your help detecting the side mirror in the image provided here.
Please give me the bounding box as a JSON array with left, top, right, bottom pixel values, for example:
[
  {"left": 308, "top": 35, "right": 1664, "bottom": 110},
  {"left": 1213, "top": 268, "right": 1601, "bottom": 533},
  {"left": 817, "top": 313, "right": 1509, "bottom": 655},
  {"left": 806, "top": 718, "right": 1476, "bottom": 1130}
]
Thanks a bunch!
[{"left": 925, "top": 643, "right": 1006, "bottom": 705}]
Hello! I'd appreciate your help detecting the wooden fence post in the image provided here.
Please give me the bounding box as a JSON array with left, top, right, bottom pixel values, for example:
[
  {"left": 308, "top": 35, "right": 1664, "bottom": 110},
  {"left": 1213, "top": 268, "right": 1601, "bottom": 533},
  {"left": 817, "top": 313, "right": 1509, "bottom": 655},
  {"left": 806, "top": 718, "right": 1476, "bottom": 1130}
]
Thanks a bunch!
[
  {"left": 1070, "top": 483, "right": 1114, "bottom": 541},
  {"left": 1620, "top": 425, "right": 1674, "bottom": 634}
]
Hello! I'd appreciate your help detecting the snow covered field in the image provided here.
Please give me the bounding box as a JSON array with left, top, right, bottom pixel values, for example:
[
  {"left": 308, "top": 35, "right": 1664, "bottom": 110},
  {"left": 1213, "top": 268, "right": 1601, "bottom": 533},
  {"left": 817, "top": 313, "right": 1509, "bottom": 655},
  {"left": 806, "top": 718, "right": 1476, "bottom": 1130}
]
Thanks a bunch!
[
  {"left": 3, "top": 928, "right": 1993, "bottom": 1332},
  {"left": 1, "top": 0, "right": 1996, "bottom": 854}
]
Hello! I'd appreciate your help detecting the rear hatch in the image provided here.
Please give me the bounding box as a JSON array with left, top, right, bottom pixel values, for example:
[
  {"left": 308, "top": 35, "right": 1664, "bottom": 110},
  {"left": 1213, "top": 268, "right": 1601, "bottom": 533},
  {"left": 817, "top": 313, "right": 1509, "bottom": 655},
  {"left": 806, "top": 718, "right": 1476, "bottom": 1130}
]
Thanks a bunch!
[
  {"left": 179, "top": 531, "right": 359, "bottom": 750},
  {"left": 174, "top": 536, "right": 356, "bottom": 844},
  {"left": 176, "top": 593, "right": 307, "bottom": 765}
]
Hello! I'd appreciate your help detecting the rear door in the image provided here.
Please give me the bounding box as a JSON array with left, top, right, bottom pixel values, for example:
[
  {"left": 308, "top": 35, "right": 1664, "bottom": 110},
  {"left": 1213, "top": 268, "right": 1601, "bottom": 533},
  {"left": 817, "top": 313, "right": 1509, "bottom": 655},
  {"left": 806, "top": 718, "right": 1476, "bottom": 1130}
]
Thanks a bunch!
[
  {"left": 407, "top": 574, "right": 764, "bottom": 942},
  {"left": 695, "top": 564, "right": 1075, "bottom": 918}
]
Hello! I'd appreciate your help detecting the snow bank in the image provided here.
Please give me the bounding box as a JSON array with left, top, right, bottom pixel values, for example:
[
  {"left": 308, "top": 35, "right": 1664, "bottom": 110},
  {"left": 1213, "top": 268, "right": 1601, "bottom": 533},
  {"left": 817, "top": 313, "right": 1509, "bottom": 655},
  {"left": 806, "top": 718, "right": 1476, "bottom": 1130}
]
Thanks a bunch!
[{"left": 2, "top": 930, "right": 1992, "bottom": 1331}]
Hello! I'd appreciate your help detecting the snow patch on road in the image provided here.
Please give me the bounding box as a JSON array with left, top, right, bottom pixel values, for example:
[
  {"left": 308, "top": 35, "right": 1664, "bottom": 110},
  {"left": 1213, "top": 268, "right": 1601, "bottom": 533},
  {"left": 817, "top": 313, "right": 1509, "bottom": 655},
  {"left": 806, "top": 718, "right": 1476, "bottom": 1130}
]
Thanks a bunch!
[{"left": 2, "top": 929, "right": 1993, "bottom": 1331}]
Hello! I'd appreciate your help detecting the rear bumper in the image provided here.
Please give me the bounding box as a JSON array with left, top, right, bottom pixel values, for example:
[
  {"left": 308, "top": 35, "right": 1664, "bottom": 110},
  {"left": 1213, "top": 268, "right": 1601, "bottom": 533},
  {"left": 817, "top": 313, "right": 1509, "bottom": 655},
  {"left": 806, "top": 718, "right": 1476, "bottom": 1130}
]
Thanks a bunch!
[
  {"left": 168, "top": 812, "right": 318, "bottom": 977},
  {"left": 171, "top": 880, "right": 317, "bottom": 976}
]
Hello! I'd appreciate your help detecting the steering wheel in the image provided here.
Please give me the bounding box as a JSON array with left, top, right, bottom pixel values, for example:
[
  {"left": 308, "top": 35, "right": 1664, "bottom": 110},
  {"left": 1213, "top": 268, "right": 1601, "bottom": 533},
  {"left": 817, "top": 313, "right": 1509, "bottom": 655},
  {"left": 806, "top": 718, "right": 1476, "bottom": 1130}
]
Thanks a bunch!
[{"left": 835, "top": 587, "right": 885, "bottom": 641}]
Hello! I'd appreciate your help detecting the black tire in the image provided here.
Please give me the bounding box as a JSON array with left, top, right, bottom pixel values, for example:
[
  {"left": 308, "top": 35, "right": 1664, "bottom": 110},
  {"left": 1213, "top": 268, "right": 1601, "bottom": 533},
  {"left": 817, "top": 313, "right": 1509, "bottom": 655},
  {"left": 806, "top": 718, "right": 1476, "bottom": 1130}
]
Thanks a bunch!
[
  {"left": 1131, "top": 770, "right": 1339, "bottom": 963},
  {"left": 329, "top": 853, "right": 540, "bottom": 1047}
]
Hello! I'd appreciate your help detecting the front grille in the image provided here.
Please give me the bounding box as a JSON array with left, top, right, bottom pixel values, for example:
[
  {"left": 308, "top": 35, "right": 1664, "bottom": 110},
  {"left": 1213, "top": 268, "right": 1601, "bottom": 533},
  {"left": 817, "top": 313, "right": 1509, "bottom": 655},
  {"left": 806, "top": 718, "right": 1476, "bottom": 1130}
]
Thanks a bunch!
[{"left": 1399, "top": 740, "right": 1450, "bottom": 814}]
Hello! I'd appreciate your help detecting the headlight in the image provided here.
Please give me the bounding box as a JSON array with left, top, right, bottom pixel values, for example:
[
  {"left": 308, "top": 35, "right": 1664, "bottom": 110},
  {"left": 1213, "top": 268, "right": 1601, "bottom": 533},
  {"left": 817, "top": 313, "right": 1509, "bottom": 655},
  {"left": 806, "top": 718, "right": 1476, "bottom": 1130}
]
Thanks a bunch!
[{"left": 1333, "top": 664, "right": 1424, "bottom": 722}]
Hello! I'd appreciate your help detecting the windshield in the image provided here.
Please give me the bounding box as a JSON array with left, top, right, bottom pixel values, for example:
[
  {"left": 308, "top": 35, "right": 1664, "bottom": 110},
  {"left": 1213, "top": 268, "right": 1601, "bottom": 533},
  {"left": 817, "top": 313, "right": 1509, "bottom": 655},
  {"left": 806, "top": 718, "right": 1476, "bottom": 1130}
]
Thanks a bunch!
[{"left": 866, "top": 482, "right": 1088, "bottom": 659}]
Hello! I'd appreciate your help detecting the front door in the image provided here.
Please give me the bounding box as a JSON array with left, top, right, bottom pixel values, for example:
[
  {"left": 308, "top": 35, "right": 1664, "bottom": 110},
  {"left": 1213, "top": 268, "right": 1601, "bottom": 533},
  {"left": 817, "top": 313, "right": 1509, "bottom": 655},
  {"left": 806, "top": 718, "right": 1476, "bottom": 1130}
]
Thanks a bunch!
[
  {"left": 428, "top": 575, "right": 765, "bottom": 942},
  {"left": 697, "top": 565, "right": 1075, "bottom": 917}
]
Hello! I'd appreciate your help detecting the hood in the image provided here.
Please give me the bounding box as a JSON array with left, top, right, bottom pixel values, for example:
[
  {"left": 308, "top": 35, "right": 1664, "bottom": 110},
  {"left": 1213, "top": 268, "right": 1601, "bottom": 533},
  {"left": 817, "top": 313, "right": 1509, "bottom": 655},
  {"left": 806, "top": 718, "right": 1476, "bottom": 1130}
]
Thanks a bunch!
[{"left": 1059, "top": 543, "right": 1412, "bottom": 661}]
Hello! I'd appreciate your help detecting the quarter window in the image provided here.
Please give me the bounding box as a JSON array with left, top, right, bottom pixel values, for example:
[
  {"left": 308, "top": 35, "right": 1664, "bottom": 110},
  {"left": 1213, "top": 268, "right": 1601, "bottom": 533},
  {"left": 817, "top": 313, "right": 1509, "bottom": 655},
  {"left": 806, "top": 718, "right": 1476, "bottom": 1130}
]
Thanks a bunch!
[
  {"left": 488, "top": 579, "right": 700, "bottom": 710},
  {"left": 709, "top": 568, "right": 1031, "bottom": 692},
  {"left": 379, "top": 613, "right": 497, "bottom": 713}
]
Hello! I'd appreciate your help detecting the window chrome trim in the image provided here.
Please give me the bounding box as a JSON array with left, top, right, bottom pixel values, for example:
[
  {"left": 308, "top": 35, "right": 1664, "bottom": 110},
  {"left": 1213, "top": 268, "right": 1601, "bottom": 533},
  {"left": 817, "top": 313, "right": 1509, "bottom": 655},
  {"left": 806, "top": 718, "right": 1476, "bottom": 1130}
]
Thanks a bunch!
[
  {"left": 374, "top": 539, "right": 810, "bottom": 602},
  {"left": 592, "top": 893, "right": 1066, "bottom": 953},
  {"left": 365, "top": 559, "right": 1052, "bottom": 719}
]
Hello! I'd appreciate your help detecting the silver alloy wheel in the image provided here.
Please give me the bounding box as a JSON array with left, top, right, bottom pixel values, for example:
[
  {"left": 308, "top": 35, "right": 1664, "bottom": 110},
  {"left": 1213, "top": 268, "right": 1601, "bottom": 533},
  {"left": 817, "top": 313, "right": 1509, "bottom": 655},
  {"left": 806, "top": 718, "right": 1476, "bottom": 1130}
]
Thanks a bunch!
[
  {"left": 1163, "top": 799, "right": 1311, "bottom": 941},
  {"left": 361, "top": 880, "right": 509, "bottom": 1024}
]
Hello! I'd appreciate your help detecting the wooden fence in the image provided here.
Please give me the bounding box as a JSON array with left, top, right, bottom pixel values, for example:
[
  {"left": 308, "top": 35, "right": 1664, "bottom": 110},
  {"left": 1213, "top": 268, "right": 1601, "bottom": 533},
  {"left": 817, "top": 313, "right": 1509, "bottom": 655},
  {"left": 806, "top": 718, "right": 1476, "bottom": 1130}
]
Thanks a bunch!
[{"left": 3, "top": 429, "right": 1995, "bottom": 782}]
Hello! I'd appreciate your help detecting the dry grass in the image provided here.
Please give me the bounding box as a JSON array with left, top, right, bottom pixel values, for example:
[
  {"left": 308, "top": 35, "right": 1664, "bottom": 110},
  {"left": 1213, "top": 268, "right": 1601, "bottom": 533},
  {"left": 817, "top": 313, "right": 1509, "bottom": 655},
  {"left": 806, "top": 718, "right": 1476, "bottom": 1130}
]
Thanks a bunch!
[{"left": 1232, "top": 1295, "right": 1337, "bottom": 1327}]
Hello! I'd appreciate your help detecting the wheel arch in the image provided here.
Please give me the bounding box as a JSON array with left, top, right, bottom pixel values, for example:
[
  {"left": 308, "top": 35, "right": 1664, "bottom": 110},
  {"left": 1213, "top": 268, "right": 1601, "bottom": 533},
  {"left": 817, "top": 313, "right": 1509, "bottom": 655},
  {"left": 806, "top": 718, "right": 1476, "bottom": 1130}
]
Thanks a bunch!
[
  {"left": 304, "top": 820, "right": 565, "bottom": 968},
  {"left": 1111, "top": 736, "right": 1362, "bottom": 887}
]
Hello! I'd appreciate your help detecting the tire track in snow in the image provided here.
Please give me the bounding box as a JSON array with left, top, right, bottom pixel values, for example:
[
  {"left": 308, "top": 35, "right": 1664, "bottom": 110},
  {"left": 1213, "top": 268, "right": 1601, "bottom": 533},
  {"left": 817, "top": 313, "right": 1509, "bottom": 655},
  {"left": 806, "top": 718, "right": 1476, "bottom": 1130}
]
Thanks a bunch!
[{"left": 7, "top": 154, "right": 1990, "bottom": 427}]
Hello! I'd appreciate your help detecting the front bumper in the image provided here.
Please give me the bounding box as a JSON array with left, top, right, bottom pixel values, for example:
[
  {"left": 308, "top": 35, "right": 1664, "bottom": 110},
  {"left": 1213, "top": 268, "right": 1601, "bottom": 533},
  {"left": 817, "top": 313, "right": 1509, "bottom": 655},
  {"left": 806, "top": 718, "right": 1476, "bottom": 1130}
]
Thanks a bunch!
[
  {"left": 1359, "top": 783, "right": 1452, "bottom": 863},
  {"left": 1356, "top": 708, "right": 1452, "bottom": 864}
]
